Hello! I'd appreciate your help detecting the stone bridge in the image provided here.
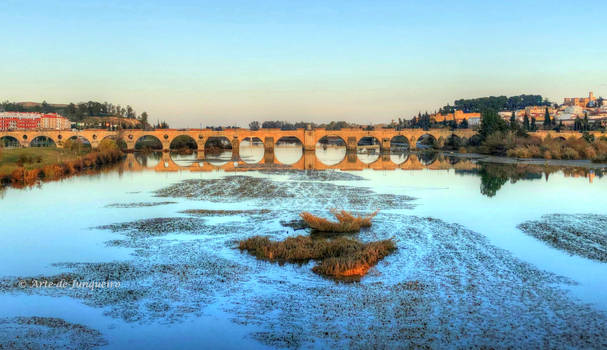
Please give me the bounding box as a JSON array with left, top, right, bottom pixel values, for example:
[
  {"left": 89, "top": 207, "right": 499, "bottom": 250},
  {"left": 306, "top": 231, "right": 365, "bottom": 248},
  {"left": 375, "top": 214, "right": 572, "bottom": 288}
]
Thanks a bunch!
[{"left": 0, "top": 128, "right": 605, "bottom": 154}]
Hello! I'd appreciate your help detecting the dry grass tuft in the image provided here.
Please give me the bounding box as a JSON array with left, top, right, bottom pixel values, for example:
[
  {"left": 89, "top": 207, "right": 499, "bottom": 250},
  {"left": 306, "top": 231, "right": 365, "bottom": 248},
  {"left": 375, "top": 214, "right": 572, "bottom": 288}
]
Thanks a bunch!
[
  {"left": 239, "top": 234, "right": 395, "bottom": 280},
  {"left": 299, "top": 209, "right": 378, "bottom": 233}
]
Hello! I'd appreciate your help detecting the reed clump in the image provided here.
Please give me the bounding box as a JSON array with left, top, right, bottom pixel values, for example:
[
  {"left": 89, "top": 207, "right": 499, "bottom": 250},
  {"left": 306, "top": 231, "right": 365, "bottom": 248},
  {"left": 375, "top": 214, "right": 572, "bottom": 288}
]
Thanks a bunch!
[
  {"left": 299, "top": 209, "right": 378, "bottom": 233},
  {"left": 239, "top": 234, "right": 395, "bottom": 280}
]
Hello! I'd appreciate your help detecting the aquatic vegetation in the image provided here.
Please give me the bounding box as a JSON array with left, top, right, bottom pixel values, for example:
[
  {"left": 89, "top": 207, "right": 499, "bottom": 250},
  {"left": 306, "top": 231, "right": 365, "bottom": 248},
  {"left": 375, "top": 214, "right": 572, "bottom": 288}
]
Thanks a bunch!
[
  {"left": 181, "top": 209, "right": 271, "bottom": 216},
  {"left": 0, "top": 316, "right": 107, "bottom": 350},
  {"left": 96, "top": 217, "right": 207, "bottom": 237},
  {"left": 154, "top": 175, "right": 416, "bottom": 211},
  {"left": 238, "top": 234, "right": 395, "bottom": 280},
  {"left": 299, "top": 210, "right": 378, "bottom": 233},
  {"left": 518, "top": 214, "right": 607, "bottom": 262},
  {"left": 105, "top": 201, "right": 177, "bottom": 208},
  {"left": 230, "top": 215, "right": 607, "bottom": 349}
]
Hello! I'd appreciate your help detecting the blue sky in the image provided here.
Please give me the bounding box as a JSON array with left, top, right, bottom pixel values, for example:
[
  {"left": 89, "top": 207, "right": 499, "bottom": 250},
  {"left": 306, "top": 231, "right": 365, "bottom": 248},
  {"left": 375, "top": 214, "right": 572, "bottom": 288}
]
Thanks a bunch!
[{"left": 1, "top": 0, "right": 606, "bottom": 127}]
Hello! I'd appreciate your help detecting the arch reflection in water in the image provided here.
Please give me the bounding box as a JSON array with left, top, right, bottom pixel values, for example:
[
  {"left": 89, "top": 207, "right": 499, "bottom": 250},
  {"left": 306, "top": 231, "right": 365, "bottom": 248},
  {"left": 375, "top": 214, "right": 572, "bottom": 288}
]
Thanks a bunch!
[
  {"left": 205, "top": 136, "right": 232, "bottom": 166},
  {"left": 239, "top": 137, "right": 264, "bottom": 164},
  {"left": 418, "top": 150, "right": 438, "bottom": 165},
  {"left": 134, "top": 152, "right": 162, "bottom": 168},
  {"left": 275, "top": 136, "right": 303, "bottom": 165},
  {"left": 357, "top": 136, "right": 380, "bottom": 164},
  {"left": 170, "top": 152, "right": 200, "bottom": 167},
  {"left": 316, "top": 136, "right": 346, "bottom": 166}
]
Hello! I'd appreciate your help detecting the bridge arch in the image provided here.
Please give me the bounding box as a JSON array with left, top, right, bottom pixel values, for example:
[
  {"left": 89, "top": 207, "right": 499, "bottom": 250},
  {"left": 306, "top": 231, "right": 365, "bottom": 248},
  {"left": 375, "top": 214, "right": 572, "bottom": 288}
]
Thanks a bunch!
[
  {"left": 275, "top": 136, "right": 303, "bottom": 165},
  {"left": 0, "top": 135, "right": 20, "bottom": 148},
  {"left": 316, "top": 136, "right": 346, "bottom": 166},
  {"left": 205, "top": 136, "right": 232, "bottom": 166},
  {"left": 170, "top": 135, "right": 198, "bottom": 151},
  {"left": 239, "top": 137, "right": 264, "bottom": 164},
  {"left": 100, "top": 135, "right": 128, "bottom": 150},
  {"left": 135, "top": 135, "right": 163, "bottom": 151},
  {"left": 65, "top": 135, "right": 92, "bottom": 152},
  {"left": 357, "top": 136, "right": 380, "bottom": 164},
  {"left": 390, "top": 135, "right": 410, "bottom": 151},
  {"left": 30, "top": 135, "right": 57, "bottom": 147},
  {"left": 416, "top": 134, "right": 437, "bottom": 149}
]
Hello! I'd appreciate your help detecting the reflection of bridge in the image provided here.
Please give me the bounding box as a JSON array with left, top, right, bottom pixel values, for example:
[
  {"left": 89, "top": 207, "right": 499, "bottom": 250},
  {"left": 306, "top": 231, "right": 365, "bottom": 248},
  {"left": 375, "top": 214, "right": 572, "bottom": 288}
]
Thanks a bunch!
[
  {"left": 122, "top": 151, "right": 477, "bottom": 173},
  {"left": 1, "top": 128, "right": 605, "bottom": 153}
]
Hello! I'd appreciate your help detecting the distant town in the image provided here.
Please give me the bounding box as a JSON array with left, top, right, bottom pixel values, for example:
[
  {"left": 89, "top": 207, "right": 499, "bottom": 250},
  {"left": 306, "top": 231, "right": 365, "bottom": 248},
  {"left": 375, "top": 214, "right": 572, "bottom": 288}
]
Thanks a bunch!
[{"left": 1, "top": 91, "right": 606, "bottom": 132}]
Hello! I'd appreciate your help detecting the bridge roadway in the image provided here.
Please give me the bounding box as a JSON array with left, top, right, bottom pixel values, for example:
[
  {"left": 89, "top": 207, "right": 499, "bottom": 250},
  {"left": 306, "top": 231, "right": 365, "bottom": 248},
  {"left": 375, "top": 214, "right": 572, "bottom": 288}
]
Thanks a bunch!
[{"left": 2, "top": 128, "right": 604, "bottom": 153}]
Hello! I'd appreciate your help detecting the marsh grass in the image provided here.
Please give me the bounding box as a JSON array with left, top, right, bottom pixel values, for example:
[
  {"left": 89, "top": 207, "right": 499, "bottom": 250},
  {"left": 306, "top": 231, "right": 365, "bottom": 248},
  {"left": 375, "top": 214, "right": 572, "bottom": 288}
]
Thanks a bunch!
[
  {"left": 238, "top": 235, "right": 395, "bottom": 280},
  {"left": 300, "top": 209, "right": 378, "bottom": 233},
  {"left": 0, "top": 147, "right": 123, "bottom": 187}
]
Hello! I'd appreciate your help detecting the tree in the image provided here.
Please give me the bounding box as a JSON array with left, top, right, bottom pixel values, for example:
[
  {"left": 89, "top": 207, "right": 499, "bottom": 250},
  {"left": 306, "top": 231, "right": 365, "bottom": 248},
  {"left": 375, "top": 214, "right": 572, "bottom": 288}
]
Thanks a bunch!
[
  {"left": 479, "top": 109, "right": 507, "bottom": 139},
  {"left": 509, "top": 111, "right": 517, "bottom": 130},
  {"left": 459, "top": 118, "right": 468, "bottom": 129},
  {"left": 543, "top": 107, "right": 551, "bottom": 128},
  {"left": 574, "top": 117, "right": 582, "bottom": 131},
  {"left": 249, "top": 121, "right": 260, "bottom": 130},
  {"left": 583, "top": 113, "right": 589, "bottom": 131},
  {"left": 531, "top": 117, "right": 537, "bottom": 131},
  {"left": 523, "top": 113, "right": 530, "bottom": 131},
  {"left": 140, "top": 112, "right": 149, "bottom": 129}
]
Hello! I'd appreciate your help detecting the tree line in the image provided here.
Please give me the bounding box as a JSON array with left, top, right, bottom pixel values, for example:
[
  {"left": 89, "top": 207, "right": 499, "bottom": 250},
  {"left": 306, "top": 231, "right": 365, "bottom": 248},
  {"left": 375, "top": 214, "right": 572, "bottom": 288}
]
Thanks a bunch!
[
  {"left": 1, "top": 100, "right": 151, "bottom": 124},
  {"left": 439, "top": 94, "right": 552, "bottom": 114}
]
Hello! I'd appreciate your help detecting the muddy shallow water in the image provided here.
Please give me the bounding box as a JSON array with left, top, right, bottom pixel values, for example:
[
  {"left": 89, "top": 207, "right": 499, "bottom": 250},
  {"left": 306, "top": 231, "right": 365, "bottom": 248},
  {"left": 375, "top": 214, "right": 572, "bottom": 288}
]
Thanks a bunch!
[{"left": 1, "top": 151, "right": 607, "bottom": 349}]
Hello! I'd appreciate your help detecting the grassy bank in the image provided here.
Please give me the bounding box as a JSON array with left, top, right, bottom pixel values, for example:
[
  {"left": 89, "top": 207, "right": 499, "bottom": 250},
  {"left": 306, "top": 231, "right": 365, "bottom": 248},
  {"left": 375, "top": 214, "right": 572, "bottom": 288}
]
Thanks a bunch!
[
  {"left": 0, "top": 140, "right": 124, "bottom": 187},
  {"left": 0, "top": 148, "right": 85, "bottom": 175}
]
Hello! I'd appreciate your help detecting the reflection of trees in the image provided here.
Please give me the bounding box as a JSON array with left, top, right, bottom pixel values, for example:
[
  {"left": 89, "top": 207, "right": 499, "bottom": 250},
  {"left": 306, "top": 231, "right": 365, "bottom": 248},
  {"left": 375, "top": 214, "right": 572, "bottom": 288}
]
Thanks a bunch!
[
  {"left": 479, "top": 167, "right": 508, "bottom": 197},
  {"left": 478, "top": 163, "right": 546, "bottom": 197},
  {"left": 417, "top": 150, "right": 438, "bottom": 165}
]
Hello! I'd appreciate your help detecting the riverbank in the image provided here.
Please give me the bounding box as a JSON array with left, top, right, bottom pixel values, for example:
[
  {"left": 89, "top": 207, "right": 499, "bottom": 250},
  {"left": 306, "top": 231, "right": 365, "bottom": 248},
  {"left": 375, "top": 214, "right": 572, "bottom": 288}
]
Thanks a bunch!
[
  {"left": 0, "top": 146, "right": 124, "bottom": 187},
  {"left": 440, "top": 151, "right": 607, "bottom": 169}
]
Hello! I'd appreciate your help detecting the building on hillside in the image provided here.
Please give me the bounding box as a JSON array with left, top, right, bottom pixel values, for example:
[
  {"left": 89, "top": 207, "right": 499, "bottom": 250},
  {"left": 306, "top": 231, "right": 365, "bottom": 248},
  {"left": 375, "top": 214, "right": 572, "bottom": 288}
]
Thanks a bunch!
[
  {"left": 431, "top": 110, "right": 480, "bottom": 125},
  {"left": 555, "top": 106, "right": 584, "bottom": 126},
  {"left": 0, "top": 112, "right": 70, "bottom": 131},
  {"left": 0, "top": 112, "right": 41, "bottom": 130},
  {"left": 563, "top": 91, "right": 596, "bottom": 107},
  {"left": 40, "top": 113, "right": 71, "bottom": 130},
  {"left": 522, "top": 106, "right": 556, "bottom": 123}
]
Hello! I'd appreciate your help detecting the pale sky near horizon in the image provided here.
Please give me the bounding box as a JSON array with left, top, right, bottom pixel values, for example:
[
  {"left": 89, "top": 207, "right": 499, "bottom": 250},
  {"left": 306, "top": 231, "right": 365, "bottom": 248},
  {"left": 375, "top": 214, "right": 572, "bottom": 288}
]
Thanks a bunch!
[{"left": 2, "top": 0, "right": 607, "bottom": 128}]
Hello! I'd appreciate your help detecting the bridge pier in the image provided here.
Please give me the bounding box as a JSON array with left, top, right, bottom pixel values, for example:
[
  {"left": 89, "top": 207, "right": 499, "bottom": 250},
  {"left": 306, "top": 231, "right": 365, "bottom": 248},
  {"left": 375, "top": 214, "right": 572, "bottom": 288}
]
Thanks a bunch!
[
  {"left": 196, "top": 138, "right": 205, "bottom": 155},
  {"left": 231, "top": 136, "right": 240, "bottom": 160},
  {"left": 303, "top": 130, "right": 316, "bottom": 151},
  {"left": 264, "top": 137, "right": 275, "bottom": 164},
  {"left": 380, "top": 137, "right": 391, "bottom": 153},
  {"left": 346, "top": 136, "right": 357, "bottom": 153}
]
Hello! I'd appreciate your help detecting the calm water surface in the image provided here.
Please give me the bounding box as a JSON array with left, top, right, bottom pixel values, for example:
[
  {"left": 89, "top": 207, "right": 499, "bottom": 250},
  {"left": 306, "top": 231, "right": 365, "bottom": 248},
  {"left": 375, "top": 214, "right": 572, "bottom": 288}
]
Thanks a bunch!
[{"left": 1, "top": 147, "right": 606, "bottom": 349}]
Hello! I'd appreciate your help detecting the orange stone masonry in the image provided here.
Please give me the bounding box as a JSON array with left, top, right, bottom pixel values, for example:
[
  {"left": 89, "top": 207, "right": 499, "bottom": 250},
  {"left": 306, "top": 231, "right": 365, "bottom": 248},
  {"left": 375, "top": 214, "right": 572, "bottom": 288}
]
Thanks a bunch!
[{"left": 1, "top": 128, "right": 605, "bottom": 153}]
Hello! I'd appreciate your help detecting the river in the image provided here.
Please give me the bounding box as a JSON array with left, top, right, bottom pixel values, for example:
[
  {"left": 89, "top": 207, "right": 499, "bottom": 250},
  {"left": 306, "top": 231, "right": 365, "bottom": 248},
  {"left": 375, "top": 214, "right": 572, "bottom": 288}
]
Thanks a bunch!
[{"left": 1, "top": 146, "right": 607, "bottom": 349}]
